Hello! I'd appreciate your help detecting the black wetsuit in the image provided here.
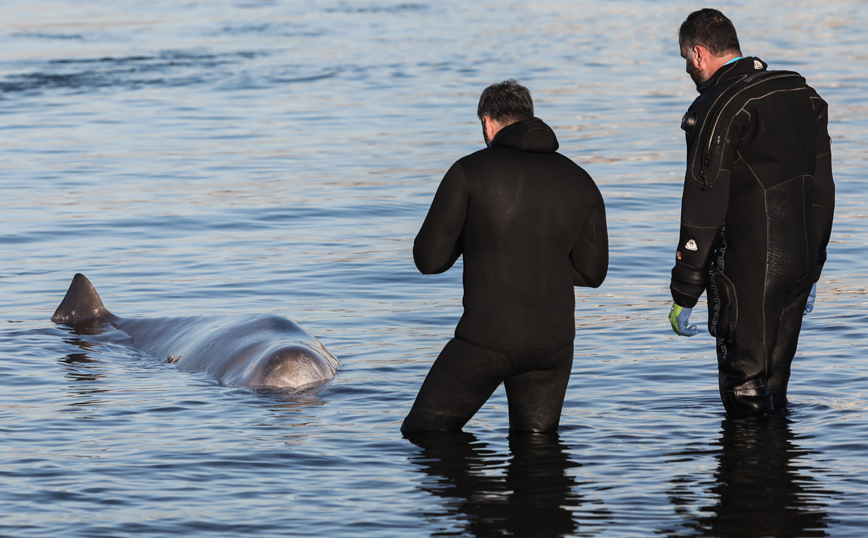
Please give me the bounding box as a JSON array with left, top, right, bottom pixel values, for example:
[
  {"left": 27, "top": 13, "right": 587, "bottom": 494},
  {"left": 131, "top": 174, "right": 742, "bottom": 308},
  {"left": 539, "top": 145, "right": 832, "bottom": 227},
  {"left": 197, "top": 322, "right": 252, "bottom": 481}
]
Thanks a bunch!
[
  {"left": 671, "top": 57, "right": 835, "bottom": 416},
  {"left": 402, "top": 117, "right": 608, "bottom": 433}
]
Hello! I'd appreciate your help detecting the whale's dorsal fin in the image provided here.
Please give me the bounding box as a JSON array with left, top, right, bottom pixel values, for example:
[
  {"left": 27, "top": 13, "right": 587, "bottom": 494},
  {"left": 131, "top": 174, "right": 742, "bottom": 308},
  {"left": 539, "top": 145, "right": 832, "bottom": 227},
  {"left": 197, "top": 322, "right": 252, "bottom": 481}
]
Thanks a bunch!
[{"left": 51, "top": 273, "right": 112, "bottom": 323}]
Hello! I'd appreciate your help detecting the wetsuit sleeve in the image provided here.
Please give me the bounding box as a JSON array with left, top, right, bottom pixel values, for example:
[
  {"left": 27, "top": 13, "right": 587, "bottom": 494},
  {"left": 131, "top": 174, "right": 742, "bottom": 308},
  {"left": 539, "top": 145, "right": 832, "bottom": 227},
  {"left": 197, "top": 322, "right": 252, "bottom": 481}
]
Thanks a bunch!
[
  {"left": 413, "top": 161, "right": 468, "bottom": 274},
  {"left": 570, "top": 196, "right": 608, "bottom": 288},
  {"left": 670, "top": 118, "right": 746, "bottom": 308},
  {"left": 810, "top": 90, "right": 835, "bottom": 280}
]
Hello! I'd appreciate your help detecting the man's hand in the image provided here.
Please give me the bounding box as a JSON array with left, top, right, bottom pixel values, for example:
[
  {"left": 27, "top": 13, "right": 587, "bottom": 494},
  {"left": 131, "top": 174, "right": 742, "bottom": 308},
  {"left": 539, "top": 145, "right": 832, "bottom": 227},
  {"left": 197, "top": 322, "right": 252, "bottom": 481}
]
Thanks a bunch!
[
  {"left": 804, "top": 283, "right": 817, "bottom": 315},
  {"left": 670, "top": 303, "right": 699, "bottom": 336}
]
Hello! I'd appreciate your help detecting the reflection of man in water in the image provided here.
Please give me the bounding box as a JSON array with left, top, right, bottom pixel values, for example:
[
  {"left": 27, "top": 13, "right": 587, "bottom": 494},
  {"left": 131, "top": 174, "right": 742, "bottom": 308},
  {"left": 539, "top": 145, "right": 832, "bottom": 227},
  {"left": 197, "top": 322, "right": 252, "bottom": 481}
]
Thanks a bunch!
[
  {"left": 668, "top": 9, "right": 835, "bottom": 416},
  {"left": 405, "top": 432, "right": 609, "bottom": 536},
  {"left": 402, "top": 80, "right": 608, "bottom": 433},
  {"left": 663, "top": 417, "right": 835, "bottom": 537}
]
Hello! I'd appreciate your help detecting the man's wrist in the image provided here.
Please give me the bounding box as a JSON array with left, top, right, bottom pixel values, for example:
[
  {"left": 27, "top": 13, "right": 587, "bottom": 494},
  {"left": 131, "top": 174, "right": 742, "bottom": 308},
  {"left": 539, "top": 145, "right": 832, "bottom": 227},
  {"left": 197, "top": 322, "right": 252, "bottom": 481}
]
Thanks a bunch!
[{"left": 670, "top": 285, "right": 700, "bottom": 309}]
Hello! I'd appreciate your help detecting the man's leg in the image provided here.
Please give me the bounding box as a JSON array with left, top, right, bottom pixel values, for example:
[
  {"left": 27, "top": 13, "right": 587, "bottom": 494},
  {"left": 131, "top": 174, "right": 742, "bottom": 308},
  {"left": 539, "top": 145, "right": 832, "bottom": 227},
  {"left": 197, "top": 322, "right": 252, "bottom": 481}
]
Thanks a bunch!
[
  {"left": 503, "top": 345, "right": 573, "bottom": 432},
  {"left": 715, "top": 275, "right": 774, "bottom": 417},
  {"left": 402, "top": 338, "right": 511, "bottom": 432},
  {"left": 717, "top": 340, "right": 774, "bottom": 417},
  {"left": 767, "top": 286, "right": 813, "bottom": 407}
]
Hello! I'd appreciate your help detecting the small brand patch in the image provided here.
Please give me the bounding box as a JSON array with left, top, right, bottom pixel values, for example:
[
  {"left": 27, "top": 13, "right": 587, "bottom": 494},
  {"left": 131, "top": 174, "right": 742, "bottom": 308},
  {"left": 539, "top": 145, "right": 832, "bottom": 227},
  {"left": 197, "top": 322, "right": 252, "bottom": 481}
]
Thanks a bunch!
[
  {"left": 685, "top": 239, "right": 698, "bottom": 251},
  {"left": 754, "top": 59, "right": 763, "bottom": 70}
]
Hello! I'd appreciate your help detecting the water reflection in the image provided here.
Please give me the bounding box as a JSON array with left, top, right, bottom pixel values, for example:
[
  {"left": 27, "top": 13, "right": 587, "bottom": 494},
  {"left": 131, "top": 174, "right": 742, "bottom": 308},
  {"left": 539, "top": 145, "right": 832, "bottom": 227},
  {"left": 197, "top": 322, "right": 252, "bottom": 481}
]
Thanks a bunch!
[
  {"left": 666, "top": 415, "right": 836, "bottom": 537},
  {"left": 59, "top": 352, "right": 102, "bottom": 380},
  {"left": 260, "top": 390, "right": 330, "bottom": 443},
  {"left": 406, "top": 431, "right": 609, "bottom": 537},
  {"left": 55, "top": 320, "right": 113, "bottom": 403}
]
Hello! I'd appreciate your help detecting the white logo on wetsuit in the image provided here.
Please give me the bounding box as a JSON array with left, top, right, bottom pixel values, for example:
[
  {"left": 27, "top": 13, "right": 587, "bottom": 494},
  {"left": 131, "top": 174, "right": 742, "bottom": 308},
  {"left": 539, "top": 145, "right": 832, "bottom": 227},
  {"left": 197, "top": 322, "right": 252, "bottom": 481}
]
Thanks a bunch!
[
  {"left": 685, "top": 239, "right": 698, "bottom": 251},
  {"left": 754, "top": 60, "right": 763, "bottom": 70}
]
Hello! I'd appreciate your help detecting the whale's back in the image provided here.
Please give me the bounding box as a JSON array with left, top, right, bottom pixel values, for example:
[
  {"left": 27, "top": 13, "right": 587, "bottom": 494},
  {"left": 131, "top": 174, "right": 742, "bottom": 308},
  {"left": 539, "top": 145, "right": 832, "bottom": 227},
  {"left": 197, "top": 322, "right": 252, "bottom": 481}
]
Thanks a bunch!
[{"left": 50, "top": 274, "right": 339, "bottom": 389}]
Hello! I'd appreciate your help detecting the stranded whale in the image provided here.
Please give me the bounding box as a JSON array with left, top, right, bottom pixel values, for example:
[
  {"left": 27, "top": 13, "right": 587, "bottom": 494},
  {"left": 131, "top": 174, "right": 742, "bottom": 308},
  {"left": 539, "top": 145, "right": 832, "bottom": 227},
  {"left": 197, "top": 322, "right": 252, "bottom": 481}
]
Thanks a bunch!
[{"left": 51, "top": 274, "right": 340, "bottom": 389}]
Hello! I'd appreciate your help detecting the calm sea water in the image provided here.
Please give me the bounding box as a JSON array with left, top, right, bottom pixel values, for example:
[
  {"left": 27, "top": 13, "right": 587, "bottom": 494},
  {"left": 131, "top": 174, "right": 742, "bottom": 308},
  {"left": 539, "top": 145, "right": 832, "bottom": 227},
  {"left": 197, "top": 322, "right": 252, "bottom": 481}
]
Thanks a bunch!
[{"left": 1, "top": 1, "right": 866, "bottom": 536}]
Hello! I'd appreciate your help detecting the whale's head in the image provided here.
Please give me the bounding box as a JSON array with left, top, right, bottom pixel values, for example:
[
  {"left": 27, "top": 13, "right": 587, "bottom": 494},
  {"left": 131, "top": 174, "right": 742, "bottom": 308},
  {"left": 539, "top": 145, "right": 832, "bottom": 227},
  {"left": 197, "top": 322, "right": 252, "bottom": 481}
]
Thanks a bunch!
[{"left": 241, "top": 344, "right": 339, "bottom": 390}]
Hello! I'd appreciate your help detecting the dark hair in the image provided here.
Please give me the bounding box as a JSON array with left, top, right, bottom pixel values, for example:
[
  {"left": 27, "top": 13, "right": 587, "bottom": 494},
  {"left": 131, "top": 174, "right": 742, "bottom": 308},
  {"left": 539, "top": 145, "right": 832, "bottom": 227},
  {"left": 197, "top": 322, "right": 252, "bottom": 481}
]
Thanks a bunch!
[
  {"left": 476, "top": 79, "right": 534, "bottom": 124},
  {"left": 679, "top": 8, "right": 741, "bottom": 57}
]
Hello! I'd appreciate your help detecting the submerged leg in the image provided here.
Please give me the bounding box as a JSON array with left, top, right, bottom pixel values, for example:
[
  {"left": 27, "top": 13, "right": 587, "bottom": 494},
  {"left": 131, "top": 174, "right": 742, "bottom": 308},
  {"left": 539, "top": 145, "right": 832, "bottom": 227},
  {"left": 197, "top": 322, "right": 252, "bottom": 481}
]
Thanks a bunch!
[
  {"left": 767, "top": 287, "right": 812, "bottom": 408},
  {"left": 504, "top": 345, "right": 573, "bottom": 433},
  {"left": 402, "top": 338, "right": 511, "bottom": 432},
  {"left": 717, "top": 309, "right": 774, "bottom": 417}
]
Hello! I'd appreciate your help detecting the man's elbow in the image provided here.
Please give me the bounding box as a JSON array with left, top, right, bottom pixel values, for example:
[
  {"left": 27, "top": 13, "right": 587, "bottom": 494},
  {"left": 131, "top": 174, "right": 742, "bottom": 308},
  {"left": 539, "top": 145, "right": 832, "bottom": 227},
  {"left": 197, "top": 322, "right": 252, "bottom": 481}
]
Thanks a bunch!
[
  {"left": 584, "top": 272, "right": 608, "bottom": 289},
  {"left": 414, "top": 259, "right": 434, "bottom": 275},
  {"left": 585, "top": 276, "right": 606, "bottom": 288},
  {"left": 414, "top": 258, "right": 446, "bottom": 275},
  {"left": 573, "top": 265, "right": 608, "bottom": 288},
  {"left": 414, "top": 234, "right": 462, "bottom": 275},
  {"left": 413, "top": 249, "right": 438, "bottom": 275},
  {"left": 413, "top": 247, "right": 456, "bottom": 275}
]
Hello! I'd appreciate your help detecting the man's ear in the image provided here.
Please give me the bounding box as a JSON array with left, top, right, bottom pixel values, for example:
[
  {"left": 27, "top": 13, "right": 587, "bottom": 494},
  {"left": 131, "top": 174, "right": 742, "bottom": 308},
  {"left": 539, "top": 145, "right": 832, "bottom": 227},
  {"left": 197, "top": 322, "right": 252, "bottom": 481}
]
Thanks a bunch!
[
  {"left": 483, "top": 116, "right": 498, "bottom": 142},
  {"left": 691, "top": 45, "right": 706, "bottom": 69}
]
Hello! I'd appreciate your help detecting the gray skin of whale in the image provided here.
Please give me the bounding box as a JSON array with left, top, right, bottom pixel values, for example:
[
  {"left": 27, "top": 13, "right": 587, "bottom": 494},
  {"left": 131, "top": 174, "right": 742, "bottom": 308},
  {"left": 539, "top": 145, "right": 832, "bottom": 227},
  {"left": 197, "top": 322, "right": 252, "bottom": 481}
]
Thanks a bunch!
[{"left": 51, "top": 273, "right": 340, "bottom": 389}]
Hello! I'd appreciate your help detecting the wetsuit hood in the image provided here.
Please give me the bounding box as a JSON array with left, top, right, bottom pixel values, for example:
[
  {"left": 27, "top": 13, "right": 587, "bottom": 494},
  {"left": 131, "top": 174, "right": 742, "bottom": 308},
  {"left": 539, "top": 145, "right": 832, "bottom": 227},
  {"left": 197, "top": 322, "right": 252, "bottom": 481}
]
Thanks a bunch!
[
  {"left": 490, "top": 117, "right": 559, "bottom": 153},
  {"left": 698, "top": 56, "right": 768, "bottom": 93}
]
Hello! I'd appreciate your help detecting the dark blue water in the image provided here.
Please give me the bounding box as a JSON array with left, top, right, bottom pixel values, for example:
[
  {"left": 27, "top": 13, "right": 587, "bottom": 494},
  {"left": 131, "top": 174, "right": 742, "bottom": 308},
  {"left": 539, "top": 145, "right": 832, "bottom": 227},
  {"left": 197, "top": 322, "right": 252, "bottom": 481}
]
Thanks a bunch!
[{"left": 2, "top": 1, "right": 867, "bottom": 536}]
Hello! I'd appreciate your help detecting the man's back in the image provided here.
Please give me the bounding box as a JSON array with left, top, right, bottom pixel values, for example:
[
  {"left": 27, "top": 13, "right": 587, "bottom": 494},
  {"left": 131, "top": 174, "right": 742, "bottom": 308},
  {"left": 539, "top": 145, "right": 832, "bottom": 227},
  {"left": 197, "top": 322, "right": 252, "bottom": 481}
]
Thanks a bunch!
[
  {"left": 674, "top": 58, "right": 834, "bottom": 305},
  {"left": 404, "top": 88, "right": 609, "bottom": 433},
  {"left": 669, "top": 8, "right": 836, "bottom": 416},
  {"left": 723, "top": 69, "right": 829, "bottom": 295},
  {"left": 414, "top": 117, "right": 607, "bottom": 352}
]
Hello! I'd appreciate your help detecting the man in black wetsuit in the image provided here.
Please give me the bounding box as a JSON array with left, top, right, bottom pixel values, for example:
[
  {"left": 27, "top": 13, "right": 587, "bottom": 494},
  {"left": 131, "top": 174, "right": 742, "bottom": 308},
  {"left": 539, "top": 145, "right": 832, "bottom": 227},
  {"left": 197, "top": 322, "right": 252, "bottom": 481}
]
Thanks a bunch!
[
  {"left": 668, "top": 9, "right": 835, "bottom": 417},
  {"left": 402, "top": 80, "right": 608, "bottom": 433}
]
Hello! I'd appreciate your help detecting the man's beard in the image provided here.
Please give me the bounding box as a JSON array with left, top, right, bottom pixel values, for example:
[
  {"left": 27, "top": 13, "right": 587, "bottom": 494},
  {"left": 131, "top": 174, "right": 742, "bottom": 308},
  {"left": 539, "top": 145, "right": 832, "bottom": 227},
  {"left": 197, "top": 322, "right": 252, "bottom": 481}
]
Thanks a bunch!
[{"left": 687, "top": 62, "right": 707, "bottom": 89}]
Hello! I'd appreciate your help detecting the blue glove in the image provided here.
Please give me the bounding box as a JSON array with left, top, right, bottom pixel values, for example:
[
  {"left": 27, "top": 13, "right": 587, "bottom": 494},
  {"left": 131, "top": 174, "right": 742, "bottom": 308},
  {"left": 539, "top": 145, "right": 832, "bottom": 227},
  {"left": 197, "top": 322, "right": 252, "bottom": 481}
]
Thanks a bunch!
[
  {"left": 804, "top": 283, "right": 817, "bottom": 315},
  {"left": 670, "top": 303, "right": 699, "bottom": 337}
]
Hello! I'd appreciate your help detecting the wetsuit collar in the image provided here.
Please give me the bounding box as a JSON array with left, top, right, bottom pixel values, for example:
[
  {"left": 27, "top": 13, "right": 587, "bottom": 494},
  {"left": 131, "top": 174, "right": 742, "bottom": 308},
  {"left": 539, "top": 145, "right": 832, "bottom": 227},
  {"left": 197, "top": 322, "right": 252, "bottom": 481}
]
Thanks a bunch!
[
  {"left": 698, "top": 56, "right": 768, "bottom": 93},
  {"left": 490, "top": 117, "right": 559, "bottom": 154}
]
